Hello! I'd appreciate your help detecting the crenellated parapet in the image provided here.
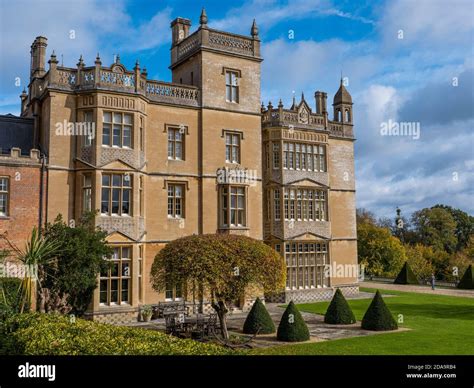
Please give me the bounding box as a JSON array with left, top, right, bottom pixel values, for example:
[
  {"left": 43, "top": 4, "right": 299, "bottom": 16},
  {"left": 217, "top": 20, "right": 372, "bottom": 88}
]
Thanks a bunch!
[{"left": 0, "top": 148, "right": 41, "bottom": 165}]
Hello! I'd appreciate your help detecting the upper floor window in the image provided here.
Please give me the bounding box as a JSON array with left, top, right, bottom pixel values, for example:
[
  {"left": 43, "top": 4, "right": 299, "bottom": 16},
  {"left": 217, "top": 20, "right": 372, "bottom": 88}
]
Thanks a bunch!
[
  {"left": 139, "top": 176, "right": 144, "bottom": 217},
  {"left": 83, "top": 111, "right": 93, "bottom": 147},
  {"left": 273, "top": 189, "right": 281, "bottom": 221},
  {"left": 225, "top": 132, "right": 241, "bottom": 163},
  {"left": 272, "top": 142, "right": 280, "bottom": 169},
  {"left": 220, "top": 185, "right": 246, "bottom": 227},
  {"left": 284, "top": 188, "right": 327, "bottom": 221},
  {"left": 102, "top": 112, "right": 133, "bottom": 148},
  {"left": 168, "top": 127, "right": 184, "bottom": 160},
  {"left": 82, "top": 174, "right": 92, "bottom": 213},
  {"left": 283, "top": 142, "right": 326, "bottom": 172},
  {"left": 167, "top": 184, "right": 184, "bottom": 218},
  {"left": 101, "top": 174, "right": 132, "bottom": 216},
  {"left": 0, "top": 177, "right": 9, "bottom": 216},
  {"left": 225, "top": 70, "right": 239, "bottom": 103},
  {"left": 139, "top": 116, "right": 145, "bottom": 152}
]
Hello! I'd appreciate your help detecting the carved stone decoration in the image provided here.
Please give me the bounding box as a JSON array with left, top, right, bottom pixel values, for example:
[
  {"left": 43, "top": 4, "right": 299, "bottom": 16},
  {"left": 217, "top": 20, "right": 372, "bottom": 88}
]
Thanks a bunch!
[{"left": 298, "top": 105, "right": 309, "bottom": 124}]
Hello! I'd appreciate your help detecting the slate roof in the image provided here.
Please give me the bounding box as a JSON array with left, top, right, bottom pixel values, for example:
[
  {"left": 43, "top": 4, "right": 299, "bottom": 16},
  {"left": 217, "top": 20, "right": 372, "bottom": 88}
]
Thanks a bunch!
[{"left": 0, "top": 114, "right": 35, "bottom": 155}]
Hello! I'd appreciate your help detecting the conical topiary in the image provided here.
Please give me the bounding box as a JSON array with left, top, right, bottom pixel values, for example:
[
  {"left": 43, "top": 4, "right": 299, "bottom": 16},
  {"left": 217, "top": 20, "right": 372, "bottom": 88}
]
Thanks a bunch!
[
  {"left": 458, "top": 264, "right": 474, "bottom": 289},
  {"left": 361, "top": 290, "right": 398, "bottom": 331},
  {"left": 277, "top": 301, "right": 310, "bottom": 342},
  {"left": 243, "top": 297, "right": 275, "bottom": 334},
  {"left": 324, "top": 288, "right": 356, "bottom": 324},
  {"left": 394, "top": 262, "right": 419, "bottom": 285}
]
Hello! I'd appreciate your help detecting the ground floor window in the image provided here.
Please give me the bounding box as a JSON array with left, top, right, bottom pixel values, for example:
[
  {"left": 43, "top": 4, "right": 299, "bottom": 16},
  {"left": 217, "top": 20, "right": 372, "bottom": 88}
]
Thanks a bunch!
[
  {"left": 165, "top": 281, "right": 183, "bottom": 301},
  {"left": 284, "top": 241, "right": 328, "bottom": 289},
  {"left": 100, "top": 246, "right": 131, "bottom": 306}
]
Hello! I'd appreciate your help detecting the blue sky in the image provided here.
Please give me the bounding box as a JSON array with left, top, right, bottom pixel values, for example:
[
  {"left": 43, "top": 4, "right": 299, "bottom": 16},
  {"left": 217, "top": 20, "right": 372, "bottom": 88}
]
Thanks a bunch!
[{"left": 0, "top": 0, "right": 473, "bottom": 219}]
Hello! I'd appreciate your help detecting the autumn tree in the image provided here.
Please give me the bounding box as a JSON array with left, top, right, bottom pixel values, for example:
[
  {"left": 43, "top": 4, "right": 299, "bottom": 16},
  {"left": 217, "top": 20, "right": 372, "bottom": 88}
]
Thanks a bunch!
[
  {"left": 150, "top": 234, "right": 285, "bottom": 339},
  {"left": 357, "top": 222, "right": 406, "bottom": 277}
]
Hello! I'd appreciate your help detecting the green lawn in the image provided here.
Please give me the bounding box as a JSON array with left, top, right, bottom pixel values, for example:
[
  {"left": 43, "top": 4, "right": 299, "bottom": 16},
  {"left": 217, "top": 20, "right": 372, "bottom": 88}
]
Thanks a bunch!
[{"left": 253, "top": 288, "right": 474, "bottom": 355}]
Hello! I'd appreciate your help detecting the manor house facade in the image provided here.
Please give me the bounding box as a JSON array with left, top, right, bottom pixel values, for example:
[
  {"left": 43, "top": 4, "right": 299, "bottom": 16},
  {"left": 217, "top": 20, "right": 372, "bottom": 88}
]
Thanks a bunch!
[{"left": 0, "top": 10, "right": 358, "bottom": 322}]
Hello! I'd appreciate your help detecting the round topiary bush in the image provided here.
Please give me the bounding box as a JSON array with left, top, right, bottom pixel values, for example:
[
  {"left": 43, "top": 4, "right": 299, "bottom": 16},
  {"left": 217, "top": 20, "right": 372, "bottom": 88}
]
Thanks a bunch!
[
  {"left": 243, "top": 297, "right": 275, "bottom": 334},
  {"left": 458, "top": 264, "right": 473, "bottom": 289},
  {"left": 394, "top": 262, "right": 418, "bottom": 285},
  {"left": 361, "top": 290, "right": 398, "bottom": 331},
  {"left": 277, "top": 301, "right": 310, "bottom": 342},
  {"left": 324, "top": 288, "right": 356, "bottom": 324}
]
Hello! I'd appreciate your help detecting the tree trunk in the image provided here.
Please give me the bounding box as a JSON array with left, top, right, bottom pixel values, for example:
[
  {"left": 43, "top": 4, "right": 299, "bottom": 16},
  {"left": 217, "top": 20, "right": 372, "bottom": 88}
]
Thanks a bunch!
[{"left": 212, "top": 300, "right": 229, "bottom": 339}]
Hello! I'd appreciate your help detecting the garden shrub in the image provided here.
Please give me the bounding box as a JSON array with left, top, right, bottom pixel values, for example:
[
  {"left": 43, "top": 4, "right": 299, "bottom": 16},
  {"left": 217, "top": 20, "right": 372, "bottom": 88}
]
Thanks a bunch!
[
  {"left": 243, "top": 297, "right": 275, "bottom": 334},
  {"left": 394, "top": 262, "right": 419, "bottom": 285},
  {"left": 458, "top": 264, "right": 473, "bottom": 289},
  {"left": 2, "top": 313, "right": 236, "bottom": 356},
  {"left": 324, "top": 288, "right": 356, "bottom": 324},
  {"left": 0, "top": 277, "right": 23, "bottom": 317},
  {"left": 277, "top": 301, "right": 310, "bottom": 342},
  {"left": 361, "top": 290, "right": 398, "bottom": 331}
]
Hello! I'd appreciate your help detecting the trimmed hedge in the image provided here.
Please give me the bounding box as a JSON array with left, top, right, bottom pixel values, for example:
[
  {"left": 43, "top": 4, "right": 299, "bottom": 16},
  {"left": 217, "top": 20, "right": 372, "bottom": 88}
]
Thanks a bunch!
[
  {"left": 361, "top": 290, "right": 398, "bottom": 331},
  {"left": 277, "top": 301, "right": 310, "bottom": 342},
  {"left": 243, "top": 297, "right": 275, "bottom": 334},
  {"left": 324, "top": 288, "right": 356, "bottom": 325},
  {"left": 1, "top": 313, "right": 235, "bottom": 356},
  {"left": 458, "top": 264, "right": 473, "bottom": 289},
  {"left": 394, "top": 262, "right": 418, "bottom": 285}
]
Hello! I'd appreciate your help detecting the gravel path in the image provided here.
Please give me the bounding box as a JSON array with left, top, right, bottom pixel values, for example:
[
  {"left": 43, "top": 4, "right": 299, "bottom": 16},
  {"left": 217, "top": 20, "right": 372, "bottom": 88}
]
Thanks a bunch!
[{"left": 360, "top": 281, "right": 474, "bottom": 298}]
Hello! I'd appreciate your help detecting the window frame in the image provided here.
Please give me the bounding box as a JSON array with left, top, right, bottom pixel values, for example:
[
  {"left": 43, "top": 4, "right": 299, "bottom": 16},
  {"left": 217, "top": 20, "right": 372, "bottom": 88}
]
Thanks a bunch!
[
  {"left": 167, "top": 126, "right": 185, "bottom": 160},
  {"left": 0, "top": 176, "right": 9, "bottom": 217},
  {"left": 101, "top": 173, "right": 132, "bottom": 216},
  {"left": 225, "top": 70, "right": 240, "bottom": 103},
  {"left": 220, "top": 185, "right": 247, "bottom": 228},
  {"left": 102, "top": 111, "right": 133, "bottom": 149},
  {"left": 82, "top": 173, "right": 92, "bottom": 213},
  {"left": 100, "top": 246, "right": 132, "bottom": 306},
  {"left": 224, "top": 131, "right": 241, "bottom": 164},
  {"left": 167, "top": 183, "right": 185, "bottom": 218}
]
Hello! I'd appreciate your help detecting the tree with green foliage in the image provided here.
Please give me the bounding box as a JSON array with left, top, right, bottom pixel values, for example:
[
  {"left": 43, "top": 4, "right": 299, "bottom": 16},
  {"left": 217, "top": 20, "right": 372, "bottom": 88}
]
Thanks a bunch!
[
  {"left": 151, "top": 234, "right": 285, "bottom": 339},
  {"left": 361, "top": 290, "right": 398, "bottom": 331},
  {"left": 357, "top": 221, "right": 406, "bottom": 277},
  {"left": 277, "top": 301, "right": 310, "bottom": 342},
  {"left": 324, "top": 288, "right": 356, "bottom": 324},
  {"left": 242, "top": 297, "right": 275, "bottom": 334},
  {"left": 432, "top": 205, "right": 474, "bottom": 251},
  {"left": 458, "top": 264, "right": 473, "bottom": 289},
  {"left": 41, "top": 212, "right": 112, "bottom": 315},
  {"left": 394, "top": 262, "right": 419, "bottom": 284},
  {"left": 411, "top": 207, "right": 458, "bottom": 254}
]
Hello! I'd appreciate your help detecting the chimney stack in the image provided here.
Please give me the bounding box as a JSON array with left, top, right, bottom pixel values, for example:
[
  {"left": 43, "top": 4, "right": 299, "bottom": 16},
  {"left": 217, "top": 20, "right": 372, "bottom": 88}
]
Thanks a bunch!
[{"left": 30, "top": 36, "right": 48, "bottom": 78}]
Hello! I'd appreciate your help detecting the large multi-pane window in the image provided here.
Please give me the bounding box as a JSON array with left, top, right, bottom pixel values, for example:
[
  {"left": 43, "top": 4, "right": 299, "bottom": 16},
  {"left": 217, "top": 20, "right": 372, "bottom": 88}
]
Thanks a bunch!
[
  {"left": 285, "top": 242, "right": 328, "bottom": 289},
  {"left": 167, "top": 127, "right": 184, "bottom": 160},
  {"left": 283, "top": 142, "right": 326, "bottom": 172},
  {"left": 102, "top": 112, "right": 133, "bottom": 148},
  {"left": 167, "top": 184, "right": 184, "bottom": 218},
  {"left": 0, "top": 177, "right": 9, "bottom": 216},
  {"left": 101, "top": 174, "right": 132, "bottom": 216},
  {"left": 284, "top": 188, "right": 327, "bottom": 221},
  {"left": 100, "top": 246, "right": 131, "bottom": 305},
  {"left": 82, "top": 174, "right": 92, "bottom": 213},
  {"left": 225, "top": 70, "right": 239, "bottom": 103},
  {"left": 220, "top": 186, "right": 246, "bottom": 227},
  {"left": 225, "top": 133, "right": 240, "bottom": 163}
]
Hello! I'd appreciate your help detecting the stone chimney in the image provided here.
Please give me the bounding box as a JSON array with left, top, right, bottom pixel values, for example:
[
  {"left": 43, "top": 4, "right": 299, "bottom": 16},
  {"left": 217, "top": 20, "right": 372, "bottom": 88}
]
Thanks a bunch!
[
  {"left": 171, "top": 17, "right": 191, "bottom": 46},
  {"left": 30, "top": 36, "right": 48, "bottom": 78}
]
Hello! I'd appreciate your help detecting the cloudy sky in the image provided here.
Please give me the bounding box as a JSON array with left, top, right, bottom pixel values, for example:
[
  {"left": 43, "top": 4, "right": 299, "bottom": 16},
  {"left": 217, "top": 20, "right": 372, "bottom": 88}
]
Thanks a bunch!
[{"left": 0, "top": 0, "right": 472, "bottom": 219}]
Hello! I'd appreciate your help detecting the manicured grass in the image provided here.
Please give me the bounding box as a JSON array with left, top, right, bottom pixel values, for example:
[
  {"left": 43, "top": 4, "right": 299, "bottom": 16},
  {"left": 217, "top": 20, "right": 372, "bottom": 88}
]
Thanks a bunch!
[{"left": 253, "top": 288, "right": 474, "bottom": 355}]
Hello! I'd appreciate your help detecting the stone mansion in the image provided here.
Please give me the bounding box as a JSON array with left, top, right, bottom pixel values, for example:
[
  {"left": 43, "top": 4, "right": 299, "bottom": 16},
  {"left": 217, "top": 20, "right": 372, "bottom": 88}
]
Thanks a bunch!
[{"left": 0, "top": 10, "right": 358, "bottom": 323}]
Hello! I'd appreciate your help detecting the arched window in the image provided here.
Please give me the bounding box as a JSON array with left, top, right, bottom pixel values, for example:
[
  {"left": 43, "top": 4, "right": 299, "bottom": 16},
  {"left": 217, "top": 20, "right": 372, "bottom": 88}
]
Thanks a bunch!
[{"left": 345, "top": 109, "right": 351, "bottom": 122}]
